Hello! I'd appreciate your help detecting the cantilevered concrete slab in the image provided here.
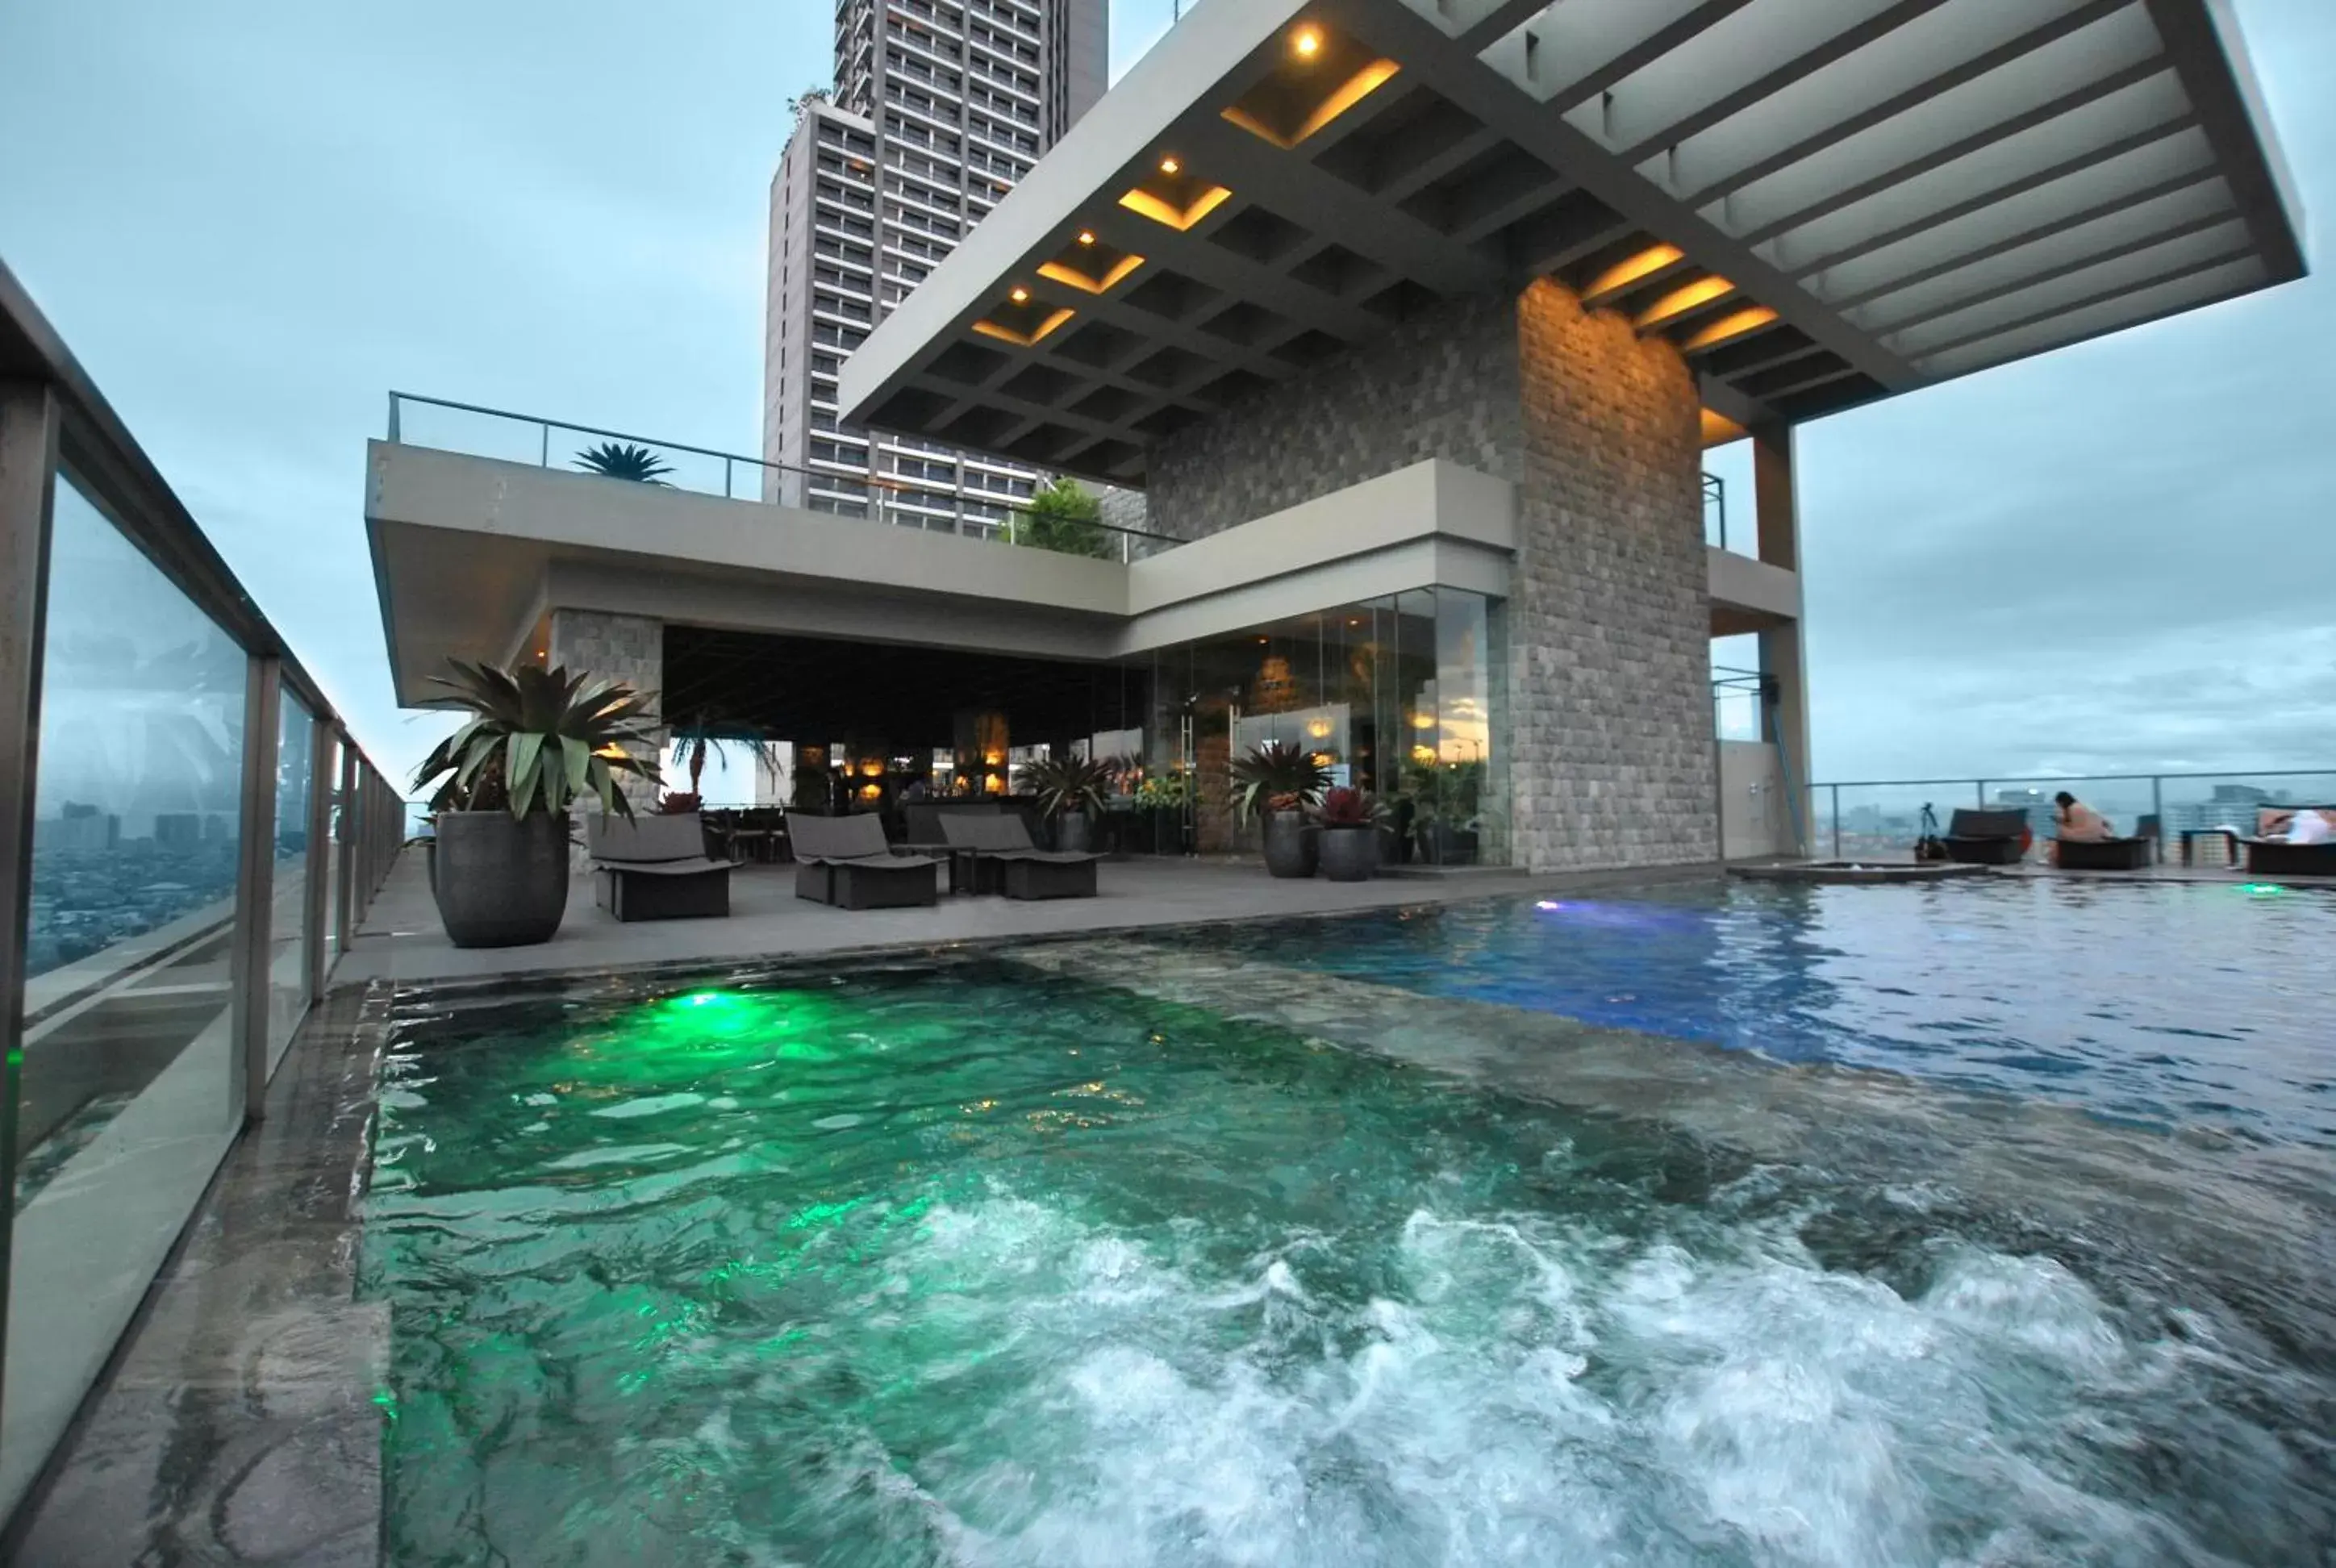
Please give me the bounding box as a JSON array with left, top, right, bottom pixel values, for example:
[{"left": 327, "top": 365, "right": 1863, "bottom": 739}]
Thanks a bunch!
[
  {"left": 841, "top": 0, "right": 2302, "bottom": 486},
  {"left": 365, "top": 441, "right": 1554, "bottom": 699}
]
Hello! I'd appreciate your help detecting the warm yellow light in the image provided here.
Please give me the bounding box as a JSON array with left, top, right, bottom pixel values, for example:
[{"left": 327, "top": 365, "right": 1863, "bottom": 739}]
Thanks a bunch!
[
  {"left": 983, "top": 774, "right": 1006, "bottom": 795},
  {"left": 1637, "top": 275, "right": 1736, "bottom": 331},
  {"left": 970, "top": 306, "right": 1076, "bottom": 346},
  {"left": 1700, "top": 407, "right": 1750, "bottom": 447},
  {"left": 983, "top": 752, "right": 1004, "bottom": 766},
  {"left": 857, "top": 782, "right": 883, "bottom": 800},
  {"left": 1221, "top": 58, "right": 1401, "bottom": 149},
  {"left": 1583, "top": 244, "right": 1685, "bottom": 305},
  {"left": 1077, "top": 230, "right": 1096, "bottom": 245},
  {"left": 1292, "top": 26, "right": 1322, "bottom": 57},
  {"left": 1410, "top": 713, "right": 1437, "bottom": 731},
  {"left": 1038, "top": 253, "right": 1146, "bottom": 294},
  {"left": 1010, "top": 286, "right": 1030, "bottom": 303},
  {"left": 1119, "top": 183, "right": 1233, "bottom": 231},
  {"left": 1679, "top": 305, "right": 1779, "bottom": 353},
  {"left": 1312, "top": 753, "right": 1336, "bottom": 768},
  {"left": 1305, "top": 719, "right": 1333, "bottom": 740},
  {"left": 1411, "top": 744, "right": 1437, "bottom": 765},
  {"left": 1159, "top": 156, "right": 1182, "bottom": 175}
]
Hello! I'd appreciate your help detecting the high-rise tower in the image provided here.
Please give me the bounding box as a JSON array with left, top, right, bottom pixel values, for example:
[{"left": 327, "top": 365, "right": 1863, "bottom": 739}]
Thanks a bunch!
[{"left": 763, "top": 0, "right": 1108, "bottom": 531}]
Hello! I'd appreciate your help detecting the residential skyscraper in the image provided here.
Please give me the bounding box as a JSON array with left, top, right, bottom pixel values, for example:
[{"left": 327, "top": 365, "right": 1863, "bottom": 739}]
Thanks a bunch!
[{"left": 763, "top": 0, "right": 1108, "bottom": 532}]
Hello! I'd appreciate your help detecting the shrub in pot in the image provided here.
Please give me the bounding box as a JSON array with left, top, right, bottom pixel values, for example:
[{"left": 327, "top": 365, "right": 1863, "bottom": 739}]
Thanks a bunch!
[
  {"left": 1133, "top": 771, "right": 1191, "bottom": 856},
  {"left": 412, "top": 661, "right": 657, "bottom": 949},
  {"left": 1231, "top": 741, "right": 1330, "bottom": 878},
  {"left": 1316, "top": 787, "right": 1385, "bottom": 882},
  {"left": 1023, "top": 753, "right": 1116, "bottom": 853}
]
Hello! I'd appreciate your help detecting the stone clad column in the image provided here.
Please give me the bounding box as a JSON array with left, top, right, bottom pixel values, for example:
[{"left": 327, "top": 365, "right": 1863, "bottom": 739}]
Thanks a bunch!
[
  {"left": 1753, "top": 424, "right": 1812, "bottom": 854},
  {"left": 1509, "top": 280, "right": 1717, "bottom": 871},
  {"left": 548, "top": 609, "right": 665, "bottom": 815}
]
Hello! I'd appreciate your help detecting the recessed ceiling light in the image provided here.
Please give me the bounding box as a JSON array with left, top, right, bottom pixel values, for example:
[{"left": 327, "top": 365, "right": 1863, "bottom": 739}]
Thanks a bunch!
[
  {"left": 1160, "top": 156, "right": 1182, "bottom": 175},
  {"left": 1011, "top": 286, "right": 1030, "bottom": 302},
  {"left": 1293, "top": 27, "right": 1323, "bottom": 58},
  {"left": 1077, "top": 230, "right": 1096, "bottom": 245}
]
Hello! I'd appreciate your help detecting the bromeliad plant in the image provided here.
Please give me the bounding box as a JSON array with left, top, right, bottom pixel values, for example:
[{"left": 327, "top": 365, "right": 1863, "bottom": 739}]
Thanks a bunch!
[
  {"left": 1316, "top": 786, "right": 1387, "bottom": 828},
  {"left": 1022, "top": 753, "right": 1118, "bottom": 821},
  {"left": 1229, "top": 741, "right": 1332, "bottom": 826},
  {"left": 413, "top": 661, "right": 660, "bottom": 820}
]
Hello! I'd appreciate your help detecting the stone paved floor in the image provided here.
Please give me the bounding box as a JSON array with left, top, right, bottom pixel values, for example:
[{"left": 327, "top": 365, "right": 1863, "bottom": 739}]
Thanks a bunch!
[
  {"left": 336, "top": 849, "right": 1677, "bottom": 990},
  {"left": 6, "top": 982, "right": 390, "bottom": 1566}
]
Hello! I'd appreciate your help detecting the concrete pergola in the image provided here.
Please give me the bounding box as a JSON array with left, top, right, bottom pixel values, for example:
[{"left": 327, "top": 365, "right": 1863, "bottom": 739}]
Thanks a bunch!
[{"left": 843, "top": 0, "right": 2301, "bottom": 486}]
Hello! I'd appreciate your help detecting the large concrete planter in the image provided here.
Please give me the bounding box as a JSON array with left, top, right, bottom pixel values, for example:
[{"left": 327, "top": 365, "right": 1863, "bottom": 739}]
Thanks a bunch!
[
  {"left": 1319, "top": 826, "right": 1378, "bottom": 882},
  {"left": 432, "top": 811, "right": 572, "bottom": 949},
  {"left": 1053, "top": 811, "right": 1095, "bottom": 853},
  {"left": 1262, "top": 811, "right": 1316, "bottom": 879}
]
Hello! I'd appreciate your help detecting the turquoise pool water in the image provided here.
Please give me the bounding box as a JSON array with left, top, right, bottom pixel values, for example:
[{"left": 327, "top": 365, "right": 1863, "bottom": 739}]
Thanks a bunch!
[
  {"left": 1202, "top": 878, "right": 2336, "bottom": 1148},
  {"left": 365, "top": 932, "right": 2334, "bottom": 1566}
]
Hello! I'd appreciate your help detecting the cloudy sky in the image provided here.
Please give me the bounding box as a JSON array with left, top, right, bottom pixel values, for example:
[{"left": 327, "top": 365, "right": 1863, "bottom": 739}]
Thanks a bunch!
[{"left": 0, "top": 0, "right": 2327, "bottom": 789}]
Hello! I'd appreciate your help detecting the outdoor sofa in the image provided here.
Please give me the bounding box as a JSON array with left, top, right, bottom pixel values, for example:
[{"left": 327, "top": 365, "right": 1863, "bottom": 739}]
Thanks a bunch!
[
  {"left": 2242, "top": 807, "right": 2336, "bottom": 878},
  {"left": 586, "top": 811, "right": 732, "bottom": 922},
  {"left": 788, "top": 812, "right": 941, "bottom": 910},
  {"left": 941, "top": 814, "right": 1102, "bottom": 900},
  {"left": 2054, "top": 836, "right": 2155, "bottom": 871},
  {"left": 1944, "top": 808, "right": 2029, "bottom": 865}
]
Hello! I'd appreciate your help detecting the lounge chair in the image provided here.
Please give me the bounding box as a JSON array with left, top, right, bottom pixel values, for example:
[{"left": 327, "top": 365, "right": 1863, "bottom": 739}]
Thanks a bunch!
[
  {"left": 942, "top": 814, "right": 1102, "bottom": 900},
  {"left": 1944, "top": 808, "right": 2029, "bottom": 865},
  {"left": 587, "top": 812, "right": 732, "bottom": 922},
  {"left": 787, "top": 812, "right": 941, "bottom": 910},
  {"left": 2242, "top": 807, "right": 2336, "bottom": 878},
  {"left": 2055, "top": 836, "right": 2154, "bottom": 870}
]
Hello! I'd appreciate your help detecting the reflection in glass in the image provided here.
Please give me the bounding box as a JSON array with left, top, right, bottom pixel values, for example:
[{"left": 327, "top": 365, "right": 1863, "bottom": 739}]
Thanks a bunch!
[
  {"left": 1165, "top": 590, "right": 1507, "bottom": 865},
  {"left": 321, "top": 733, "right": 342, "bottom": 959},
  {"left": 2, "top": 476, "right": 249, "bottom": 1518},
  {"left": 269, "top": 695, "right": 318, "bottom": 1070}
]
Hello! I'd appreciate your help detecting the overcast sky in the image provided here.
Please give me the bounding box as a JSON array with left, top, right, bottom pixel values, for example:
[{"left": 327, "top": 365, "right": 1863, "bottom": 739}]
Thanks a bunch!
[{"left": 0, "top": 0, "right": 2327, "bottom": 790}]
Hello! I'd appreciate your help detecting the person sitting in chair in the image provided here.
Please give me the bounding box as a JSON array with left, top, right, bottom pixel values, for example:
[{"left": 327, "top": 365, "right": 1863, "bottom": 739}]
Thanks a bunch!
[
  {"left": 2051, "top": 792, "right": 2114, "bottom": 865},
  {"left": 2287, "top": 807, "right": 2334, "bottom": 846}
]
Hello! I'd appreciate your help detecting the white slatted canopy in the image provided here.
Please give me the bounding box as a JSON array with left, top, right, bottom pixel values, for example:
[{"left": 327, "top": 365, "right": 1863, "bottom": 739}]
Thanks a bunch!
[{"left": 841, "top": 0, "right": 2301, "bottom": 486}]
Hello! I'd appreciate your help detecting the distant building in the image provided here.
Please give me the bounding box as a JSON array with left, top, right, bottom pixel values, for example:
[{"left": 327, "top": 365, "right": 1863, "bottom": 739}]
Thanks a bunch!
[
  {"left": 152, "top": 814, "right": 202, "bottom": 849},
  {"left": 33, "top": 803, "right": 118, "bottom": 853}
]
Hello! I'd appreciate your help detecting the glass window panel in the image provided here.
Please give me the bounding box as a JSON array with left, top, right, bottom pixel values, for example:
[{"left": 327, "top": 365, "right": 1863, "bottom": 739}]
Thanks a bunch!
[
  {"left": 321, "top": 736, "right": 342, "bottom": 960},
  {"left": 1437, "top": 587, "right": 1502, "bottom": 865},
  {"left": 2, "top": 475, "right": 248, "bottom": 1519},
  {"left": 269, "top": 694, "right": 317, "bottom": 1073}
]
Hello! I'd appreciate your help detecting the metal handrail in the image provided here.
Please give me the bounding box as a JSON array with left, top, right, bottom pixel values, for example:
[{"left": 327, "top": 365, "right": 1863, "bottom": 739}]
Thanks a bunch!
[
  {"left": 1803, "top": 768, "right": 2336, "bottom": 861},
  {"left": 385, "top": 390, "right": 1185, "bottom": 553}
]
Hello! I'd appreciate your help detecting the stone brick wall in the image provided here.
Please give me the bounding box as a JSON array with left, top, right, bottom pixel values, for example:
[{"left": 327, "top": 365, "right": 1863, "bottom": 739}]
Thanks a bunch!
[
  {"left": 1148, "top": 293, "right": 1523, "bottom": 540},
  {"left": 549, "top": 608, "right": 665, "bottom": 819},
  {"left": 1508, "top": 280, "right": 1714, "bottom": 870},
  {"left": 1142, "top": 281, "right": 1716, "bottom": 872}
]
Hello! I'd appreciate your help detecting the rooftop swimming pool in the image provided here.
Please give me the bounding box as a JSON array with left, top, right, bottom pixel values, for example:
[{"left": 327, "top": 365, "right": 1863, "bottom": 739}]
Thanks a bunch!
[
  {"left": 1199, "top": 877, "right": 2336, "bottom": 1149},
  {"left": 364, "top": 879, "right": 2334, "bottom": 1566}
]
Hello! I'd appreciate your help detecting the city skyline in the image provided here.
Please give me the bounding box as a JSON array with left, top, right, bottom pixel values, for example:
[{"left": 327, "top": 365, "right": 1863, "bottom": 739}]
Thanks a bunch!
[{"left": 0, "top": 0, "right": 2326, "bottom": 791}]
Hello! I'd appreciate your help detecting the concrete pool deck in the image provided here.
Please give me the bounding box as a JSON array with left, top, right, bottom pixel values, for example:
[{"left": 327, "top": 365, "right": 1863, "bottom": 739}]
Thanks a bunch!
[{"left": 335, "top": 849, "right": 1686, "bottom": 991}]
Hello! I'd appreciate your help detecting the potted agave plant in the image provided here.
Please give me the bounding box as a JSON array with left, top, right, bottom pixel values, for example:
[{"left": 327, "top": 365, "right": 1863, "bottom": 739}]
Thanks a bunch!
[
  {"left": 1316, "top": 786, "right": 1385, "bottom": 882},
  {"left": 1023, "top": 753, "right": 1116, "bottom": 853},
  {"left": 1231, "top": 740, "right": 1331, "bottom": 878},
  {"left": 412, "top": 661, "right": 657, "bottom": 949}
]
